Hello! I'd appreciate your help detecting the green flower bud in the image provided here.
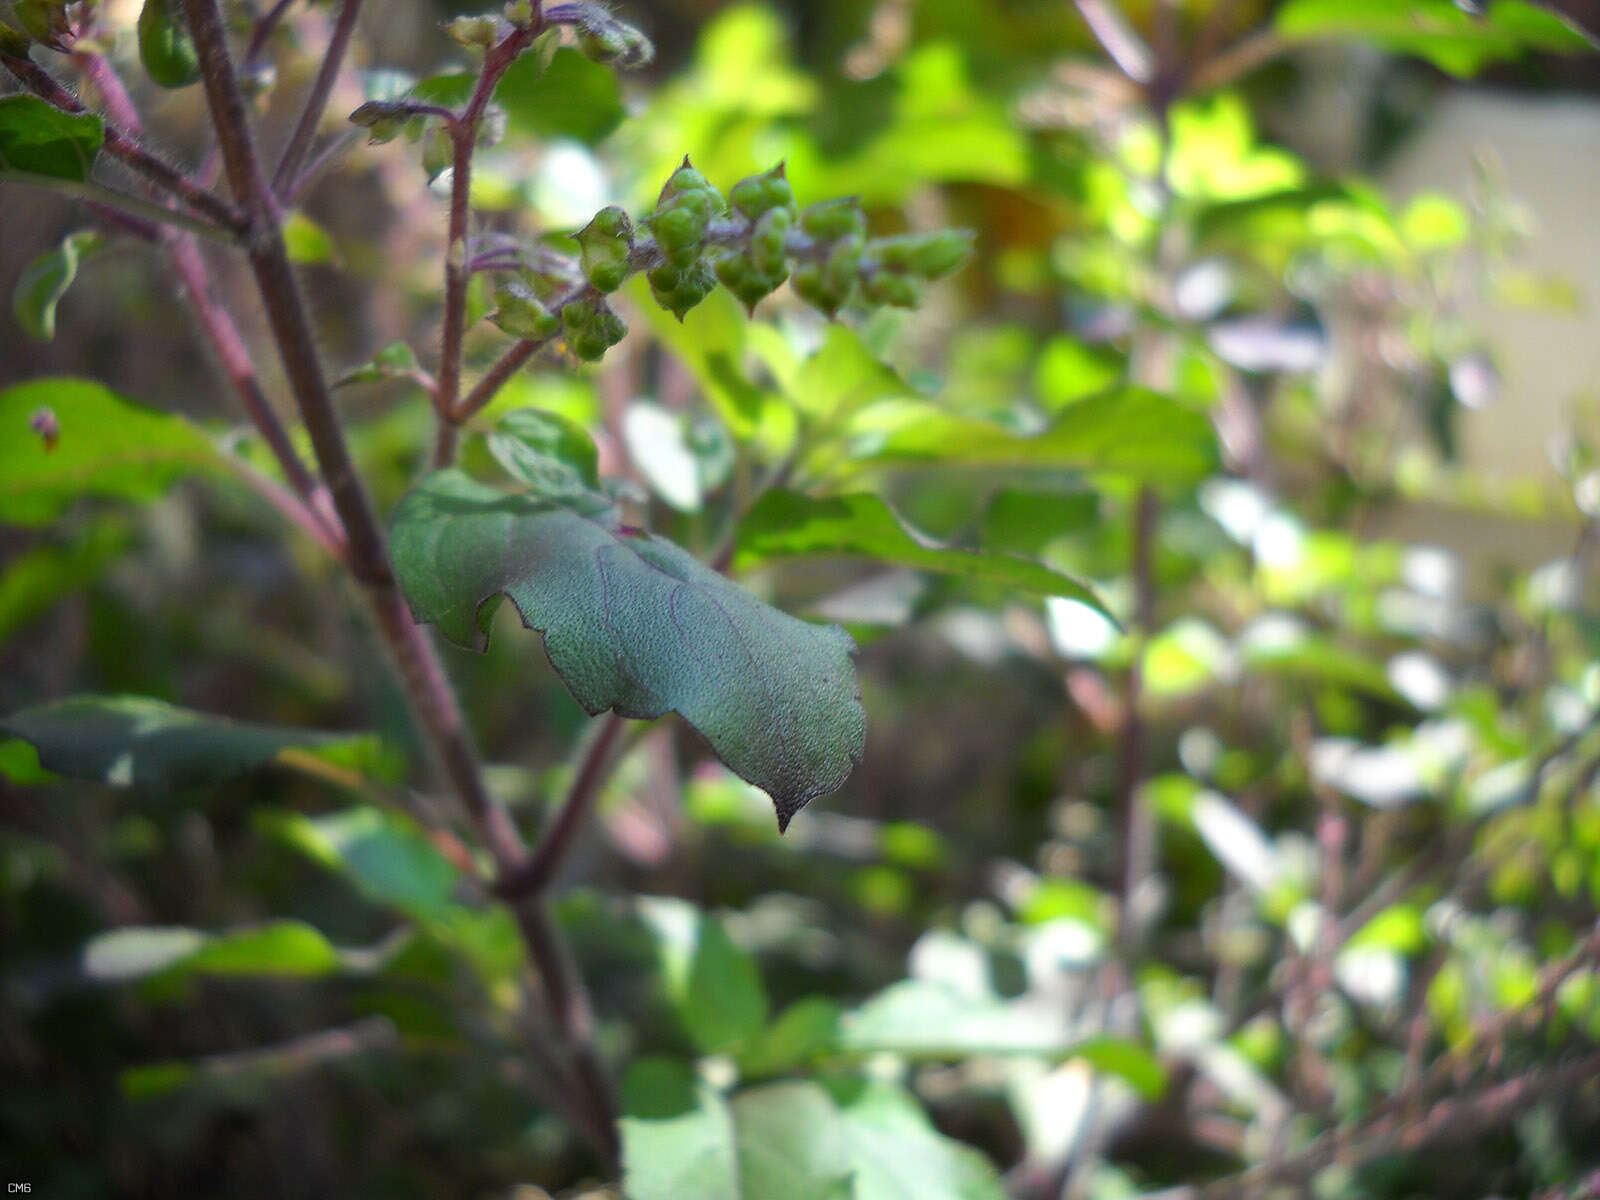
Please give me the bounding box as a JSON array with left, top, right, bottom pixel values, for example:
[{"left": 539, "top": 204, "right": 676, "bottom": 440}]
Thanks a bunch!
[
  {"left": 444, "top": 14, "right": 506, "bottom": 49},
  {"left": 800, "top": 197, "right": 866, "bottom": 242},
  {"left": 823, "top": 234, "right": 863, "bottom": 295},
  {"left": 562, "top": 297, "right": 627, "bottom": 361},
  {"left": 791, "top": 262, "right": 844, "bottom": 318},
  {"left": 658, "top": 158, "right": 720, "bottom": 208},
  {"left": 750, "top": 206, "right": 793, "bottom": 276},
  {"left": 862, "top": 271, "right": 923, "bottom": 309},
  {"left": 492, "top": 280, "right": 561, "bottom": 340},
  {"left": 574, "top": 206, "right": 634, "bottom": 293},
  {"left": 137, "top": 0, "right": 199, "bottom": 88},
  {"left": 647, "top": 262, "right": 680, "bottom": 293},
  {"left": 730, "top": 163, "right": 794, "bottom": 221},
  {"left": 649, "top": 258, "right": 716, "bottom": 321},
  {"left": 714, "top": 250, "right": 784, "bottom": 314},
  {"left": 649, "top": 205, "right": 706, "bottom": 269},
  {"left": 503, "top": 0, "right": 534, "bottom": 27},
  {"left": 572, "top": 8, "right": 653, "bottom": 68},
  {"left": 907, "top": 229, "right": 975, "bottom": 279}
]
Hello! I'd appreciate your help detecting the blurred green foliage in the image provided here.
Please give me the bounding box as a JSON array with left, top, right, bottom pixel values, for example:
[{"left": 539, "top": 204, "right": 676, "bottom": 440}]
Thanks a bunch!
[{"left": 4, "top": 1, "right": 1600, "bottom": 1198}]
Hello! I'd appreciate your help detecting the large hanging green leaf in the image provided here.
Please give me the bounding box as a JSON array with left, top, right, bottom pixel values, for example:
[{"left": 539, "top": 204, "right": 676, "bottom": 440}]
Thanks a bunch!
[
  {"left": 620, "top": 1061, "right": 1007, "bottom": 1200},
  {"left": 390, "top": 469, "right": 863, "bottom": 829},
  {"left": 0, "top": 694, "right": 379, "bottom": 788},
  {"left": 0, "top": 377, "right": 225, "bottom": 525},
  {"left": 0, "top": 94, "right": 104, "bottom": 180},
  {"left": 734, "top": 489, "right": 1108, "bottom": 614},
  {"left": 850, "top": 388, "right": 1219, "bottom": 483},
  {"left": 1275, "top": 0, "right": 1596, "bottom": 77}
]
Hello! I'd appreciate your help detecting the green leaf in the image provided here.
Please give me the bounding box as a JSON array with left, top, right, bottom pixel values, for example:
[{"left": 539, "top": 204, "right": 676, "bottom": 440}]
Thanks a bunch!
[
  {"left": 825, "top": 1078, "right": 1008, "bottom": 1200},
  {"left": 487, "top": 408, "right": 601, "bottom": 498},
  {"left": 282, "top": 210, "right": 337, "bottom": 265},
  {"left": 839, "top": 981, "right": 1167, "bottom": 1099},
  {"left": 0, "top": 95, "right": 104, "bottom": 180},
  {"left": 390, "top": 469, "right": 863, "bottom": 828},
  {"left": 1276, "top": 0, "right": 1596, "bottom": 76},
  {"left": 13, "top": 229, "right": 102, "bottom": 341},
  {"left": 629, "top": 281, "right": 794, "bottom": 448},
  {"left": 0, "top": 694, "right": 381, "bottom": 789},
  {"left": 0, "top": 377, "right": 225, "bottom": 525},
  {"left": 264, "top": 805, "right": 525, "bottom": 983},
  {"left": 265, "top": 806, "right": 460, "bottom": 921},
  {"left": 783, "top": 325, "right": 910, "bottom": 424},
  {"left": 734, "top": 490, "right": 1109, "bottom": 614},
  {"left": 980, "top": 489, "right": 1099, "bottom": 557},
  {"left": 737, "top": 996, "right": 842, "bottom": 1078},
  {"left": 852, "top": 388, "right": 1219, "bottom": 483},
  {"left": 335, "top": 340, "right": 423, "bottom": 388},
  {"left": 496, "top": 46, "right": 624, "bottom": 145},
  {"left": 181, "top": 921, "right": 343, "bottom": 976},
  {"left": 638, "top": 897, "right": 770, "bottom": 1055},
  {"left": 620, "top": 1065, "right": 1006, "bottom": 1200},
  {"left": 0, "top": 519, "right": 129, "bottom": 642},
  {"left": 81, "top": 920, "right": 342, "bottom": 983}
]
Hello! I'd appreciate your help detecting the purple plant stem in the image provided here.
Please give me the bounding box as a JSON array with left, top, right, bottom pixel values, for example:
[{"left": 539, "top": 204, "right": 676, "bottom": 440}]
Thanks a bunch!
[
  {"left": 271, "top": 0, "right": 364, "bottom": 198},
  {"left": 179, "top": 0, "right": 617, "bottom": 1160}
]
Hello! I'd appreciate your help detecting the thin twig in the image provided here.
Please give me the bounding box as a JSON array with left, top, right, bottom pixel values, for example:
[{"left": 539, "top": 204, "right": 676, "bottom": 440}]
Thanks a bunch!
[
  {"left": 1071, "top": 0, "right": 1154, "bottom": 83},
  {"left": 1115, "top": 486, "right": 1158, "bottom": 961},
  {"left": 243, "top": 0, "right": 299, "bottom": 71},
  {"left": 1198, "top": 1049, "right": 1600, "bottom": 1197},
  {"left": 218, "top": 447, "right": 347, "bottom": 561},
  {"left": 271, "top": 0, "right": 365, "bottom": 198},
  {"left": 494, "top": 713, "right": 627, "bottom": 900},
  {"left": 435, "top": 26, "right": 541, "bottom": 427},
  {"left": 0, "top": 170, "right": 237, "bottom": 243},
  {"left": 1188, "top": 27, "right": 1286, "bottom": 92}
]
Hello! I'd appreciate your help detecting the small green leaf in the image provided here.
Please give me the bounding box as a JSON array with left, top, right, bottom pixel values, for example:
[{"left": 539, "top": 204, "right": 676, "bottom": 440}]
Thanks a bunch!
[
  {"left": 735, "top": 489, "right": 1109, "bottom": 614},
  {"left": 13, "top": 229, "right": 102, "bottom": 341},
  {"left": 853, "top": 388, "right": 1219, "bottom": 483},
  {"left": 282, "top": 210, "right": 337, "bottom": 265},
  {"left": 183, "top": 921, "right": 344, "bottom": 976},
  {"left": 620, "top": 1066, "right": 1005, "bottom": 1200},
  {"left": 264, "top": 805, "right": 524, "bottom": 983},
  {"left": 0, "top": 519, "right": 129, "bottom": 642},
  {"left": 495, "top": 46, "right": 625, "bottom": 145},
  {"left": 264, "top": 806, "right": 459, "bottom": 921},
  {"left": 737, "top": 996, "right": 842, "bottom": 1078},
  {"left": 136, "top": 0, "right": 200, "bottom": 88},
  {"left": 336, "top": 341, "right": 423, "bottom": 387},
  {"left": 0, "top": 694, "right": 381, "bottom": 789},
  {"left": 81, "top": 920, "right": 342, "bottom": 983},
  {"left": 487, "top": 408, "right": 600, "bottom": 498},
  {"left": 0, "top": 377, "right": 225, "bottom": 525},
  {"left": 639, "top": 897, "right": 769, "bottom": 1055},
  {"left": 1276, "top": 0, "right": 1596, "bottom": 76},
  {"left": 390, "top": 469, "right": 863, "bottom": 828},
  {"left": 0, "top": 94, "right": 104, "bottom": 180}
]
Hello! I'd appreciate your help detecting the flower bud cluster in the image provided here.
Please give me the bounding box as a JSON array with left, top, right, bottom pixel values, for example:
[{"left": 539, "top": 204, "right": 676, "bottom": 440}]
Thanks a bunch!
[{"left": 478, "top": 157, "right": 972, "bottom": 364}]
